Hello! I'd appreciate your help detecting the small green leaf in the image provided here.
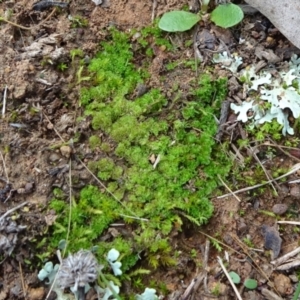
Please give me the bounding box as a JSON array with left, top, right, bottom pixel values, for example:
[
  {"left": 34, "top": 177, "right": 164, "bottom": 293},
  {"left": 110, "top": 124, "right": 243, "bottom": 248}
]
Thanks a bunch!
[
  {"left": 229, "top": 271, "right": 241, "bottom": 284},
  {"left": 244, "top": 278, "right": 258, "bottom": 289},
  {"left": 158, "top": 11, "right": 201, "bottom": 32},
  {"left": 58, "top": 239, "right": 66, "bottom": 250},
  {"left": 211, "top": 4, "right": 244, "bottom": 28}
]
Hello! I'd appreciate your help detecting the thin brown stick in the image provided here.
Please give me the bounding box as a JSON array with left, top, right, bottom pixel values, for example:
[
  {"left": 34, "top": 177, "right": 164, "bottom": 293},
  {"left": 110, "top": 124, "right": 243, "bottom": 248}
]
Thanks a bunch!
[
  {"left": 0, "top": 201, "right": 28, "bottom": 221},
  {"left": 0, "top": 8, "right": 56, "bottom": 30},
  {"left": 247, "top": 145, "right": 278, "bottom": 193},
  {"left": 63, "top": 159, "right": 72, "bottom": 257},
  {"left": 151, "top": 0, "right": 157, "bottom": 22},
  {"left": 42, "top": 111, "right": 64, "bottom": 142},
  {"left": 78, "top": 158, "right": 148, "bottom": 221},
  {"left": 218, "top": 174, "right": 241, "bottom": 202},
  {"left": 198, "top": 230, "right": 244, "bottom": 257},
  {"left": 183, "top": 240, "right": 209, "bottom": 300},
  {"left": 258, "top": 140, "right": 300, "bottom": 163},
  {"left": 217, "top": 256, "right": 243, "bottom": 300},
  {"left": 230, "top": 234, "right": 281, "bottom": 297},
  {"left": 19, "top": 261, "right": 27, "bottom": 299},
  {"left": 217, "top": 163, "right": 300, "bottom": 199},
  {"left": 43, "top": 110, "right": 146, "bottom": 221},
  {"left": 271, "top": 246, "right": 300, "bottom": 266},
  {"left": 0, "top": 151, "right": 9, "bottom": 182},
  {"left": 2, "top": 85, "right": 7, "bottom": 117}
]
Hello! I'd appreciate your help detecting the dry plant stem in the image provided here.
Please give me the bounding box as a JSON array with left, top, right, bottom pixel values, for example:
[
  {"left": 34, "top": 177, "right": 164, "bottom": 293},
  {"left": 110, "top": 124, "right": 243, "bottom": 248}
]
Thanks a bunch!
[
  {"left": 0, "top": 8, "right": 56, "bottom": 30},
  {"left": 271, "top": 246, "right": 300, "bottom": 266},
  {"left": 217, "top": 163, "right": 300, "bottom": 199},
  {"left": 19, "top": 261, "right": 27, "bottom": 299},
  {"left": 230, "top": 233, "right": 281, "bottom": 296},
  {"left": 3, "top": 189, "right": 13, "bottom": 203},
  {"left": 42, "top": 111, "right": 64, "bottom": 142},
  {"left": 183, "top": 240, "right": 210, "bottom": 299},
  {"left": 288, "top": 179, "right": 300, "bottom": 184},
  {"left": 181, "top": 278, "right": 198, "bottom": 300},
  {"left": 248, "top": 145, "right": 278, "bottom": 193},
  {"left": 2, "top": 85, "right": 7, "bottom": 117},
  {"left": 43, "top": 110, "right": 145, "bottom": 222},
  {"left": 151, "top": 0, "right": 157, "bottom": 22},
  {"left": 217, "top": 256, "right": 242, "bottom": 300},
  {"left": 78, "top": 158, "right": 148, "bottom": 222},
  {"left": 230, "top": 142, "right": 245, "bottom": 166},
  {"left": 217, "top": 174, "right": 241, "bottom": 202},
  {"left": 63, "top": 159, "right": 72, "bottom": 257},
  {"left": 0, "top": 151, "right": 9, "bottom": 182},
  {"left": 199, "top": 231, "right": 244, "bottom": 257},
  {"left": 45, "top": 250, "right": 62, "bottom": 300},
  {"left": 261, "top": 288, "right": 283, "bottom": 300},
  {"left": 0, "top": 201, "right": 28, "bottom": 221},
  {"left": 260, "top": 140, "right": 300, "bottom": 163},
  {"left": 277, "top": 220, "right": 300, "bottom": 225},
  {"left": 275, "top": 260, "right": 300, "bottom": 271},
  {"left": 203, "top": 239, "right": 210, "bottom": 292}
]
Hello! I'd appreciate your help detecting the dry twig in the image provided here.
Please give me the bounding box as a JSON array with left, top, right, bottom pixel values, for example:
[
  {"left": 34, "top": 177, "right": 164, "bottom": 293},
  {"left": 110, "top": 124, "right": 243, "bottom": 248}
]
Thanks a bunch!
[
  {"left": 181, "top": 240, "right": 210, "bottom": 299},
  {"left": 2, "top": 85, "right": 7, "bottom": 118},
  {"left": 0, "top": 8, "right": 57, "bottom": 30},
  {"left": 217, "top": 163, "right": 300, "bottom": 199},
  {"left": 19, "top": 261, "right": 27, "bottom": 299},
  {"left": 217, "top": 174, "right": 241, "bottom": 202},
  {"left": 271, "top": 246, "right": 300, "bottom": 266},
  {"left": 247, "top": 145, "right": 278, "bottom": 193},
  {"left": 151, "top": 0, "right": 157, "bottom": 22},
  {"left": 0, "top": 201, "right": 28, "bottom": 222},
  {"left": 217, "top": 256, "right": 243, "bottom": 300}
]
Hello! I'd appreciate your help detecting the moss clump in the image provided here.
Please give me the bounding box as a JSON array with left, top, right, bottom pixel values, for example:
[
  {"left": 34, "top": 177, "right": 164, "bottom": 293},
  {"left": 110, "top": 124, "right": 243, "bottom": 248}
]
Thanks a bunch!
[
  {"left": 48, "top": 28, "right": 232, "bottom": 278},
  {"left": 89, "top": 135, "right": 101, "bottom": 150}
]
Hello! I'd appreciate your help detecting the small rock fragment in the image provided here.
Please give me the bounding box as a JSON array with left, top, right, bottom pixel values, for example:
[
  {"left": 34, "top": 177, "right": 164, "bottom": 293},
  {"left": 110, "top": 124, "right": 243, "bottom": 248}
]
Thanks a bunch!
[
  {"left": 237, "top": 220, "right": 248, "bottom": 235},
  {"left": 290, "top": 149, "right": 300, "bottom": 159},
  {"left": 289, "top": 274, "right": 298, "bottom": 283},
  {"left": 208, "top": 281, "right": 228, "bottom": 296},
  {"left": 290, "top": 184, "right": 300, "bottom": 198},
  {"left": 49, "top": 153, "right": 60, "bottom": 162},
  {"left": 261, "top": 225, "right": 282, "bottom": 259},
  {"left": 60, "top": 145, "right": 72, "bottom": 158},
  {"left": 92, "top": 0, "right": 102, "bottom": 5},
  {"left": 273, "top": 273, "right": 292, "bottom": 295},
  {"left": 272, "top": 204, "right": 288, "bottom": 215},
  {"left": 27, "top": 287, "right": 45, "bottom": 300},
  {"left": 261, "top": 288, "right": 283, "bottom": 300}
]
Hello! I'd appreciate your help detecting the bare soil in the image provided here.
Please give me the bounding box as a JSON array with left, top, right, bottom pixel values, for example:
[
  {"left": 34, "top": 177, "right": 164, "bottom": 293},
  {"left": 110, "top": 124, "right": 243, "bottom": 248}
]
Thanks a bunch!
[{"left": 1, "top": 0, "right": 300, "bottom": 299}]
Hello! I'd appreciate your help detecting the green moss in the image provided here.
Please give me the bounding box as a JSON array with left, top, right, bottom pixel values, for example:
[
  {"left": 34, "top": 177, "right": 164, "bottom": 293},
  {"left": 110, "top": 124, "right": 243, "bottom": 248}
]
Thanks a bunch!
[
  {"left": 50, "top": 185, "right": 119, "bottom": 251},
  {"left": 89, "top": 135, "right": 101, "bottom": 150},
  {"left": 47, "top": 28, "right": 232, "bottom": 284},
  {"left": 100, "top": 142, "right": 111, "bottom": 152},
  {"left": 136, "top": 22, "right": 173, "bottom": 50},
  {"left": 97, "top": 158, "right": 115, "bottom": 180}
]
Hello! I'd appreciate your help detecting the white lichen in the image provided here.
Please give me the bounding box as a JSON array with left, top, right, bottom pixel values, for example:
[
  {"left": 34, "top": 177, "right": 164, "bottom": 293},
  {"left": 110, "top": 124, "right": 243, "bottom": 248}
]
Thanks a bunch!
[
  {"left": 214, "top": 52, "right": 300, "bottom": 136},
  {"left": 56, "top": 250, "right": 99, "bottom": 291}
]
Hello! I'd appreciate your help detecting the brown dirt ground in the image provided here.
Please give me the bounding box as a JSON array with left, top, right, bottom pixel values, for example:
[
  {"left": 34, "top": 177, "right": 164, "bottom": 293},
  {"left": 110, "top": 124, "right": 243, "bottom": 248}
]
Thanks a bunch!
[{"left": 1, "top": 0, "right": 300, "bottom": 299}]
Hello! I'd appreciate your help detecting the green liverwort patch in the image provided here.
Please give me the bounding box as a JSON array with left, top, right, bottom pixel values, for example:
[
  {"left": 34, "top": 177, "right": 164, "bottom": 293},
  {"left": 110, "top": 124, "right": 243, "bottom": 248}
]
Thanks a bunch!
[{"left": 48, "top": 29, "right": 232, "bottom": 273}]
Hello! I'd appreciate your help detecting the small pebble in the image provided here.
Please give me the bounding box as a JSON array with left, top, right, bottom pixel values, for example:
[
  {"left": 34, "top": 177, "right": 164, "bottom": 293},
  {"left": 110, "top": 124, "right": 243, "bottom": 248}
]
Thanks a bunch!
[
  {"left": 290, "top": 185, "right": 300, "bottom": 198},
  {"left": 261, "top": 225, "right": 282, "bottom": 259},
  {"left": 261, "top": 288, "right": 283, "bottom": 300},
  {"left": 272, "top": 204, "right": 288, "bottom": 215},
  {"left": 273, "top": 274, "right": 292, "bottom": 295},
  {"left": 60, "top": 145, "right": 72, "bottom": 158},
  {"left": 27, "top": 287, "right": 45, "bottom": 300},
  {"left": 49, "top": 153, "right": 60, "bottom": 162},
  {"left": 208, "top": 281, "right": 228, "bottom": 295},
  {"left": 289, "top": 274, "right": 298, "bottom": 283}
]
